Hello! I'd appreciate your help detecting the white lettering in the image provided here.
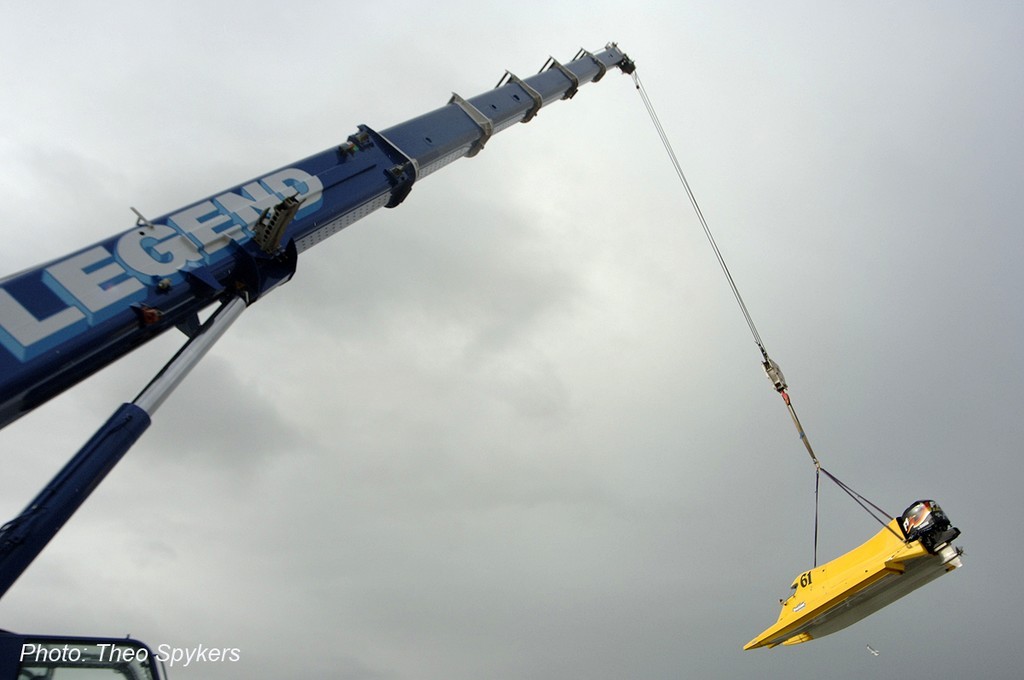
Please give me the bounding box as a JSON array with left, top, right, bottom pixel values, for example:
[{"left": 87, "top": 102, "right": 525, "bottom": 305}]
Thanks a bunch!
[
  {"left": 262, "top": 168, "right": 323, "bottom": 208},
  {"left": 214, "top": 181, "right": 280, "bottom": 227},
  {"left": 169, "top": 201, "right": 243, "bottom": 257},
  {"left": 116, "top": 223, "right": 203, "bottom": 277},
  {"left": 97, "top": 643, "right": 145, "bottom": 662},
  {"left": 43, "top": 246, "right": 145, "bottom": 320},
  {"left": 0, "top": 288, "right": 85, "bottom": 359},
  {"left": 0, "top": 166, "right": 324, "bottom": 361},
  {"left": 155, "top": 643, "right": 241, "bottom": 667},
  {"left": 19, "top": 643, "right": 83, "bottom": 663}
]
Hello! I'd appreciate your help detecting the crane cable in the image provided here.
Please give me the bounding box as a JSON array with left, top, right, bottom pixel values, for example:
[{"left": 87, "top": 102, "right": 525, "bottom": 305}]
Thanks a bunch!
[
  {"left": 630, "top": 71, "right": 898, "bottom": 564},
  {"left": 630, "top": 70, "right": 819, "bottom": 463},
  {"left": 631, "top": 73, "right": 769, "bottom": 366}
]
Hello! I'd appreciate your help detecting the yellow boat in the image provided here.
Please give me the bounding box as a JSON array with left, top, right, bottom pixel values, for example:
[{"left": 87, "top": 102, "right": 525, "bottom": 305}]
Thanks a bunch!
[{"left": 744, "top": 500, "right": 962, "bottom": 650}]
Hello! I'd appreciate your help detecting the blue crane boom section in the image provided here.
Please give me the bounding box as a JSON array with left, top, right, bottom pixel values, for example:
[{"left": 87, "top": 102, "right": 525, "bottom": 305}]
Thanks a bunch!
[{"left": 0, "top": 44, "right": 635, "bottom": 431}]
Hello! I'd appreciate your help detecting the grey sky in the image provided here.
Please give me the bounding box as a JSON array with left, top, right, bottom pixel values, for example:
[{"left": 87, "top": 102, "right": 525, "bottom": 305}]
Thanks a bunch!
[{"left": 1, "top": 1, "right": 1021, "bottom": 678}]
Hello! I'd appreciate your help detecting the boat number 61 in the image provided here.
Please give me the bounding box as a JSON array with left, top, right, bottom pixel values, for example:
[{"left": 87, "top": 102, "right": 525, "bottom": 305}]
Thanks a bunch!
[{"left": 799, "top": 571, "right": 813, "bottom": 588}]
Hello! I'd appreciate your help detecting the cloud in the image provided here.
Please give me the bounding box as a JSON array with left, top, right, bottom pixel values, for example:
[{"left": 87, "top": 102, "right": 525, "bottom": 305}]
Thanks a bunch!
[{"left": 1, "top": 3, "right": 1021, "bottom": 679}]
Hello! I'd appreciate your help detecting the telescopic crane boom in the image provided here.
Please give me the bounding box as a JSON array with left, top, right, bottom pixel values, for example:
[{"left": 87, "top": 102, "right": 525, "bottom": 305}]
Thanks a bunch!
[
  {"left": 0, "top": 44, "right": 635, "bottom": 624},
  {"left": 0, "top": 44, "right": 635, "bottom": 430}
]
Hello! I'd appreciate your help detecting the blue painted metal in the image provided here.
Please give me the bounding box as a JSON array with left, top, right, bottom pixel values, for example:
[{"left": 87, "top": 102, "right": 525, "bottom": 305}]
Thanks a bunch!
[
  {"left": 0, "top": 44, "right": 634, "bottom": 431},
  {"left": 0, "top": 403, "right": 150, "bottom": 596},
  {"left": 0, "top": 294, "right": 247, "bottom": 597},
  {"left": 0, "top": 45, "right": 635, "bottom": 611}
]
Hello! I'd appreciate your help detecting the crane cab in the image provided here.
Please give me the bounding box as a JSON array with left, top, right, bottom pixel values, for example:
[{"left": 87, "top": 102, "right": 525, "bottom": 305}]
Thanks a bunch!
[{"left": 0, "top": 632, "right": 164, "bottom": 679}]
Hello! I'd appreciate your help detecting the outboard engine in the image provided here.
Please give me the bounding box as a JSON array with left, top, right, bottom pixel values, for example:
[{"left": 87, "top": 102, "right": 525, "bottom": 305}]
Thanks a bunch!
[{"left": 900, "top": 500, "right": 961, "bottom": 554}]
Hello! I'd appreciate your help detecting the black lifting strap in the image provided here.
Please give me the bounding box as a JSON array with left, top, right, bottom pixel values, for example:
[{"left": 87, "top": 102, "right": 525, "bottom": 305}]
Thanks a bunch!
[
  {"left": 813, "top": 465, "right": 903, "bottom": 566},
  {"left": 765, "top": 357, "right": 906, "bottom": 564},
  {"left": 814, "top": 466, "right": 821, "bottom": 567}
]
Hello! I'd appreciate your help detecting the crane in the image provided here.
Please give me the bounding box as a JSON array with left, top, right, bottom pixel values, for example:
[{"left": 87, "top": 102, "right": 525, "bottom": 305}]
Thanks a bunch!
[{"left": 0, "top": 43, "right": 636, "bottom": 677}]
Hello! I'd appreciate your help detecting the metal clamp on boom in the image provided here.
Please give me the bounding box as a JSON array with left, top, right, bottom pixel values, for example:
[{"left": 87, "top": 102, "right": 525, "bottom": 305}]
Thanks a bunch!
[
  {"left": 573, "top": 48, "right": 607, "bottom": 82},
  {"left": 353, "top": 124, "right": 420, "bottom": 208},
  {"left": 449, "top": 92, "right": 494, "bottom": 157},
  {"left": 495, "top": 71, "right": 543, "bottom": 123},
  {"left": 540, "top": 57, "right": 579, "bottom": 99}
]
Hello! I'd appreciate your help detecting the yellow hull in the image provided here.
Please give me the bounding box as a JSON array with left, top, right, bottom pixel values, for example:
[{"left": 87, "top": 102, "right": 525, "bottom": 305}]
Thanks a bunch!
[{"left": 744, "top": 519, "right": 962, "bottom": 650}]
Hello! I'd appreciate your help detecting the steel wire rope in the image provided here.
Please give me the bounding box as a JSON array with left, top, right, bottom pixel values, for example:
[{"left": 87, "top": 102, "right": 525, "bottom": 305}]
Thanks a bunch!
[
  {"left": 631, "top": 72, "right": 767, "bottom": 359},
  {"left": 630, "top": 70, "right": 903, "bottom": 561}
]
